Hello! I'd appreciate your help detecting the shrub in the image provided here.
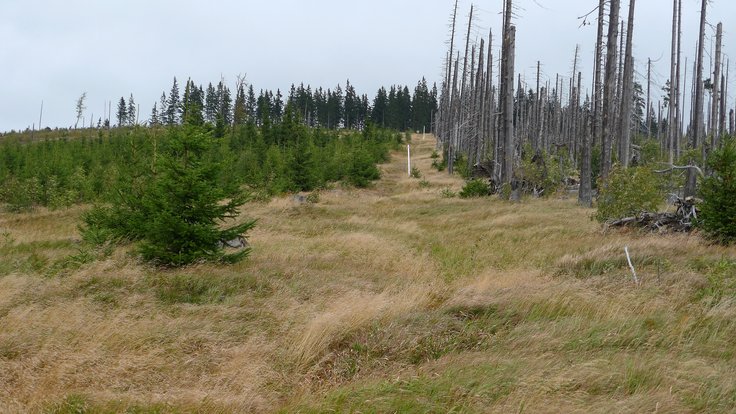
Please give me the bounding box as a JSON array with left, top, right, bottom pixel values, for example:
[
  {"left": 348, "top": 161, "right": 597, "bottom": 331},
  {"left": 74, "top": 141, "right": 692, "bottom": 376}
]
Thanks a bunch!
[
  {"left": 410, "top": 167, "right": 422, "bottom": 179},
  {"left": 459, "top": 179, "right": 491, "bottom": 198},
  {"left": 519, "top": 145, "right": 572, "bottom": 196},
  {"left": 698, "top": 139, "right": 736, "bottom": 244},
  {"left": 0, "top": 177, "right": 42, "bottom": 212},
  {"left": 348, "top": 146, "right": 381, "bottom": 188},
  {"left": 83, "top": 126, "right": 256, "bottom": 267},
  {"left": 431, "top": 158, "right": 446, "bottom": 172},
  {"left": 595, "top": 166, "right": 664, "bottom": 222},
  {"left": 440, "top": 187, "right": 457, "bottom": 198},
  {"left": 454, "top": 155, "right": 472, "bottom": 180}
]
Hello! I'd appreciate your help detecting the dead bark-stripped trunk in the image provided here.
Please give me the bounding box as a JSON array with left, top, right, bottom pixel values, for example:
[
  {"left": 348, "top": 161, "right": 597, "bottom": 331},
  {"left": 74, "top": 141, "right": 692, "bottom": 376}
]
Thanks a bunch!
[
  {"left": 618, "top": 0, "right": 636, "bottom": 168},
  {"left": 710, "top": 22, "right": 723, "bottom": 148},
  {"left": 476, "top": 38, "right": 486, "bottom": 164},
  {"left": 499, "top": 0, "right": 515, "bottom": 188},
  {"left": 721, "top": 60, "right": 729, "bottom": 141},
  {"left": 657, "top": 101, "right": 663, "bottom": 144},
  {"left": 593, "top": 0, "right": 606, "bottom": 158},
  {"left": 667, "top": 0, "right": 678, "bottom": 164},
  {"left": 486, "top": 29, "right": 495, "bottom": 167},
  {"left": 646, "top": 58, "right": 652, "bottom": 139},
  {"left": 675, "top": 0, "right": 683, "bottom": 158},
  {"left": 692, "top": 0, "right": 707, "bottom": 150},
  {"left": 438, "top": 0, "right": 459, "bottom": 159},
  {"left": 570, "top": 46, "right": 580, "bottom": 162},
  {"left": 686, "top": 0, "right": 707, "bottom": 198},
  {"left": 449, "top": 54, "right": 460, "bottom": 175},
  {"left": 614, "top": 18, "right": 625, "bottom": 147},
  {"left": 602, "top": 0, "right": 620, "bottom": 179},
  {"left": 504, "top": 26, "right": 516, "bottom": 193},
  {"left": 458, "top": 4, "right": 474, "bottom": 163},
  {"left": 580, "top": 73, "right": 593, "bottom": 206}
]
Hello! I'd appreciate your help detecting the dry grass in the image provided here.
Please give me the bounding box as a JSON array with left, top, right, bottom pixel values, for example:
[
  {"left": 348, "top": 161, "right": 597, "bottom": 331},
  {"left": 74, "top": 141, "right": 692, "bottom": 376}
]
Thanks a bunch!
[{"left": 1, "top": 134, "right": 735, "bottom": 413}]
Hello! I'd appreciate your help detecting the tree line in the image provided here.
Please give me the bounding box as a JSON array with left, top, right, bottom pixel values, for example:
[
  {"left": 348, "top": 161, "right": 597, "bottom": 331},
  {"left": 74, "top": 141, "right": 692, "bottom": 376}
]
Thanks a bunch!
[{"left": 106, "top": 77, "right": 438, "bottom": 134}]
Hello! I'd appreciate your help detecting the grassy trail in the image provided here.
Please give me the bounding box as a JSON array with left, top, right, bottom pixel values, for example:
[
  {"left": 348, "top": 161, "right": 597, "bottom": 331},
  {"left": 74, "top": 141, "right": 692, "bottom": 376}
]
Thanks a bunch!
[{"left": 1, "top": 135, "right": 735, "bottom": 413}]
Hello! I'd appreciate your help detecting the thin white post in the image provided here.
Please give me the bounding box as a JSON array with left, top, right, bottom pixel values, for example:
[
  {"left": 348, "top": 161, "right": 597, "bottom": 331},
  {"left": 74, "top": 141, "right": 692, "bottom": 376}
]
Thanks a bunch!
[
  {"left": 423, "top": 126, "right": 426, "bottom": 140},
  {"left": 625, "top": 246, "right": 639, "bottom": 285},
  {"left": 407, "top": 144, "right": 411, "bottom": 176}
]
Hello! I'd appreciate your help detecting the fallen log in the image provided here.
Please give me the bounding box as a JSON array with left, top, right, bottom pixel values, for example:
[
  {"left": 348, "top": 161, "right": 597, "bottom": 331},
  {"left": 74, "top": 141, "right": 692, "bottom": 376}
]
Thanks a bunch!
[{"left": 606, "top": 196, "right": 699, "bottom": 233}]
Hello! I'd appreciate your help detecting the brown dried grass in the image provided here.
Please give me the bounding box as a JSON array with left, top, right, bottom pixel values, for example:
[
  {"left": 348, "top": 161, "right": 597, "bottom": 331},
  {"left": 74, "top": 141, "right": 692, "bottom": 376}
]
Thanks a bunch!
[{"left": 1, "top": 135, "right": 735, "bottom": 413}]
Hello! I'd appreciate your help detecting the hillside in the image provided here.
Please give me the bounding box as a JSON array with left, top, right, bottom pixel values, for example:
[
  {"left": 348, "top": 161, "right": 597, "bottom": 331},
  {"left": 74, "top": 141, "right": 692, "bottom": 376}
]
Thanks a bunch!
[{"left": 1, "top": 135, "right": 735, "bottom": 413}]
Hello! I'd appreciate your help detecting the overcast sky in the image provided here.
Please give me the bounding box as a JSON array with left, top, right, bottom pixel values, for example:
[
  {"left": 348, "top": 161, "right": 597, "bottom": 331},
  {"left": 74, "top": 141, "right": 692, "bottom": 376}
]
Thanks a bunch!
[{"left": 1, "top": 0, "right": 734, "bottom": 132}]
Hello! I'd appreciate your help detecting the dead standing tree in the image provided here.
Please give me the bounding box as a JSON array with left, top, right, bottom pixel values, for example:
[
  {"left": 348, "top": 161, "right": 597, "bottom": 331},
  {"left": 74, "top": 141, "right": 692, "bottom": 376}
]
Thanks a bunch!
[
  {"left": 500, "top": 0, "right": 516, "bottom": 196},
  {"left": 602, "top": 0, "right": 620, "bottom": 180},
  {"left": 618, "top": 0, "right": 636, "bottom": 168},
  {"left": 710, "top": 22, "right": 723, "bottom": 148},
  {"left": 667, "top": 0, "right": 679, "bottom": 165},
  {"left": 685, "top": 0, "right": 708, "bottom": 198}
]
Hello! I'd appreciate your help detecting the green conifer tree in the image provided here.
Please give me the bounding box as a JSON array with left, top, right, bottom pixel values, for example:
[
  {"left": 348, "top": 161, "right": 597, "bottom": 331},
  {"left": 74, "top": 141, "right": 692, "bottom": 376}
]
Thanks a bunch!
[
  {"left": 116, "top": 97, "right": 128, "bottom": 127},
  {"left": 137, "top": 126, "right": 255, "bottom": 265}
]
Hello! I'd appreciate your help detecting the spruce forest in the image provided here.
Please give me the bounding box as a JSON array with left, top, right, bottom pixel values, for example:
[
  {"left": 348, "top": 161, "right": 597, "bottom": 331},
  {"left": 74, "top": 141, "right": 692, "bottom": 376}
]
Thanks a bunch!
[{"left": 1, "top": 0, "right": 736, "bottom": 413}]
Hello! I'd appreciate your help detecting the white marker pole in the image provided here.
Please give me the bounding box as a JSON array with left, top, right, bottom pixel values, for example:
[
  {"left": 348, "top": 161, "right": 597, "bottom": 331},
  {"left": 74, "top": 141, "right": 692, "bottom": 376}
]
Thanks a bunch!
[
  {"left": 407, "top": 144, "right": 411, "bottom": 176},
  {"left": 422, "top": 126, "right": 426, "bottom": 140}
]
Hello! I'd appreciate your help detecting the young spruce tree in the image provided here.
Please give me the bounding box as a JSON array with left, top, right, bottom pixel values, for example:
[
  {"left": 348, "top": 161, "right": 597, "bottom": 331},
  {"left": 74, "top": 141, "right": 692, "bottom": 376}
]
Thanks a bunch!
[
  {"left": 698, "top": 139, "right": 736, "bottom": 244},
  {"left": 83, "top": 124, "right": 255, "bottom": 267},
  {"left": 136, "top": 125, "right": 255, "bottom": 265}
]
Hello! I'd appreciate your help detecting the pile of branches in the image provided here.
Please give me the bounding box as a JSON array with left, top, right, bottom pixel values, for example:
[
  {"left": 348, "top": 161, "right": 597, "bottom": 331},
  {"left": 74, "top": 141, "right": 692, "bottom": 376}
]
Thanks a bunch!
[{"left": 606, "top": 197, "right": 700, "bottom": 233}]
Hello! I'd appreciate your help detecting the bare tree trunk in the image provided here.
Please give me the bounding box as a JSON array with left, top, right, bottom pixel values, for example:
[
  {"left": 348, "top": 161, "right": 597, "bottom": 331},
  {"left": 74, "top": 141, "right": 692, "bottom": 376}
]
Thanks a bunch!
[
  {"left": 459, "top": 4, "right": 474, "bottom": 162},
  {"left": 667, "top": 0, "right": 678, "bottom": 164},
  {"left": 722, "top": 60, "right": 729, "bottom": 141},
  {"left": 602, "top": 0, "right": 620, "bottom": 179},
  {"left": 710, "top": 22, "right": 723, "bottom": 148},
  {"left": 646, "top": 58, "right": 652, "bottom": 139},
  {"left": 504, "top": 26, "right": 516, "bottom": 196},
  {"left": 618, "top": 0, "right": 636, "bottom": 168},
  {"left": 439, "top": 0, "right": 459, "bottom": 160},
  {"left": 486, "top": 28, "right": 495, "bottom": 169},
  {"left": 535, "top": 61, "right": 541, "bottom": 151},
  {"left": 593, "top": 0, "right": 606, "bottom": 167},
  {"left": 686, "top": 0, "right": 707, "bottom": 198},
  {"left": 692, "top": 0, "right": 707, "bottom": 150},
  {"left": 449, "top": 54, "right": 460, "bottom": 175},
  {"left": 674, "top": 0, "right": 683, "bottom": 160},
  {"left": 476, "top": 38, "right": 486, "bottom": 164},
  {"left": 580, "top": 71, "right": 593, "bottom": 207},
  {"left": 499, "top": 0, "right": 515, "bottom": 189}
]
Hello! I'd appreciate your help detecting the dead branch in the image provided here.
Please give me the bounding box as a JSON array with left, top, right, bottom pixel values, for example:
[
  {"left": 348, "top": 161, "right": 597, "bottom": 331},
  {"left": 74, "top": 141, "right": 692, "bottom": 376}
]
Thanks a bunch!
[{"left": 654, "top": 164, "right": 705, "bottom": 178}]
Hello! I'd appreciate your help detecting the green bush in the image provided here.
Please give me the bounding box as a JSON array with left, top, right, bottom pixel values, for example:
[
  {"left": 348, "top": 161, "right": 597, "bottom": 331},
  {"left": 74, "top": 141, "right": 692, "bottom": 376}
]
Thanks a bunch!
[
  {"left": 636, "top": 139, "right": 662, "bottom": 166},
  {"left": 0, "top": 177, "right": 41, "bottom": 212},
  {"left": 596, "top": 166, "right": 664, "bottom": 222},
  {"left": 83, "top": 126, "right": 256, "bottom": 267},
  {"left": 459, "top": 179, "right": 491, "bottom": 198},
  {"left": 410, "top": 167, "right": 422, "bottom": 179},
  {"left": 519, "top": 146, "right": 571, "bottom": 196},
  {"left": 431, "top": 158, "right": 446, "bottom": 172},
  {"left": 348, "top": 146, "right": 381, "bottom": 188},
  {"left": 440, "top": 187, "right": 457, "bottom": 198},
  {"left": 698, "top": 139, "right": 736, "bottom": 244}
]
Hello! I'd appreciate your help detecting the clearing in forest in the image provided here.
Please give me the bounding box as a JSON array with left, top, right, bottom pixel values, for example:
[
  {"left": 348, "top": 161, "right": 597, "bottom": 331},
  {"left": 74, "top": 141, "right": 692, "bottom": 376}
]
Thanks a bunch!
[{"left": 1, "top": 135, "right": 735, "bottom": 413}]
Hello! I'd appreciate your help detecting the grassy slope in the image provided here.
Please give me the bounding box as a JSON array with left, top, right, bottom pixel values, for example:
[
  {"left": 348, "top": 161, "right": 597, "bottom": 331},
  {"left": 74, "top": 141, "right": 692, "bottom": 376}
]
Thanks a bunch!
[{"left": 1, "top": 135, "right": 735, "bottom": 413}]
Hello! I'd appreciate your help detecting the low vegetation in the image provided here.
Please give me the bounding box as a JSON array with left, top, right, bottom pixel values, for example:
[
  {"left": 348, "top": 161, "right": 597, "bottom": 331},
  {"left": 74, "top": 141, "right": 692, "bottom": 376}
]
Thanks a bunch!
[
  {"left": 1, "top": 136, "right": 735, "bottom": 413},
  {"left": 699, "top": 138, "right": 736, "bottom": 244}
]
